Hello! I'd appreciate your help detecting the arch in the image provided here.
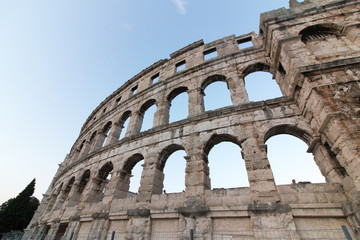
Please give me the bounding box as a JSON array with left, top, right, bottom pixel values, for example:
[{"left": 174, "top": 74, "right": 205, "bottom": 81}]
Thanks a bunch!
[
  {"left": 167, "top": 87, "right": 188, "bottom": 102},
  {"left": 204, "top": 133, "right": 241, "bottom": 157},
  {"left": 203, "top": 134, "right": 249, "bottom": 189},
  {"left": 123, "top": 153, "right": 144, "bottom": 173},
  {"left": 139, "top": 99, "right": 157, "bottom": 132},
  {"left": 244, "top": 71, "right": 282, "bottom": 101},
  {"left": 95, "top": 162, "right": 114, "bottom": 201},
  {"left": 57, "top": 182, "right": 63, "bottom": 194},
  {"left": 101, "top": 121, "right": 112, "bottom": 147},
  {"left": 46, "top": 183, "right": 63, "bottom": 211},
  {"left": 242, "top": 62, "right": 271, "bottom": 77},
  {"left": 167, "top": 87, "right": 189, "bottom": 123},
  {"left": 202, "top": 75, "right": 232, "bottom": 111},
  {"left": 299, "top": 23, "right": 342, "bottom": 43},
  {"left": 201, "top": 74, "right": 227, "bottom": 92},
  {"left": 116, "top": 154, "right": 145, "bottom": 197},
  {"left": 79, "top": 139, "right": 85, "bottom": 151},
  {"left": 266, "top": 134, "right": 325, "bottom": 185},
  {"left": 62, "top": 176, "right": 75, "bottom": 202},
  {"left": 264, "top": 124, "right": 313, "bottom": 145},
  {"left": 89, "top": 131, "right": 97, "bottom": 143},
  {"left": 118, "top": 110, "right": 131, "bottom": 139},
  {"left": 139, "top": 99, "right": 156, "bottom": 114},
  {"left": 119, "top": 110, "right": 132, "bottom": 124},
  {"left": 158, "top": 145, "right": 187, "bottom": 193},
  {"left": 157, "top": 144, "right": 185, "bottom": 171},
  {"left": 102, "top": 121, "right": 112, "bottom": 134},
  {"left": 64, "top": 177, "right": 75, "bottom": 193},
  {"left": 98, "top": 162, "right": 114, "bottom": 180},
  {"left": 78, "top": 169, "right": 90, "bottom": 193}
]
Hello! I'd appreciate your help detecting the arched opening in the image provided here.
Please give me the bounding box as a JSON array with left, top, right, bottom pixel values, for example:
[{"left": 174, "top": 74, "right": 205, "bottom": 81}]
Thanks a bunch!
[
  {"left": 63, "top": 177, "right": 75, "bottom": 200},
  {"left": 266, "top": 134, "right": 325, "bottom": 185},
  {"left": 78, "top": 170, "right": 90, "bottom": 194},
  {"left": 96, "top": 162, "right": 113, "bottom": 201},
  {"left": 56, "top": 177, "right": 75, "bottom": 210},
  {"left": 68, "top": 170, "right": 91, "bottom": 207},
  {"left": 129, "top": 159, "right": 144, "bottom": 194},
  {"left": 79, "top": 140, "right": 85, "bottom": 152},
  {"left": 244, "top": 71, "right": 282, "bottom": 101},
  {"left": 139, "top": 99, "right": 157, "bottom": 132},
  {"left": 118, "top": 111, "right": 131, "bottom": 140},
  {"left": 202, "top": 75, "right": 232, "bottom": 111},
  {"left": 88, "top": 131, "right": 97, "bottom": 152},
  {"left": 163, "top": 150, "right": 186, "bottom": 193},
  {"left": 89, "top": 131, "right": 97, "bottom": 143},
  {"left": 299, "top": 24, "right": 341, "bottom": 43},
  {"left": 141, "top": 105, "right": 156, "bottom": 132},
  {"left": 52, "top": 182, "right": 65, "bottom": 211},
  {"left": 101, "top": 121, "right": 112, "bottom": 147},
  {"left": 46, "top": 184, "right": 62, "bottom": 211},
  {"left": 204, "top": 134, "right": 249, "bottom": 189},
  {"left": 118, "top": 154, "right": 144, "bottom": 198},
  {"left": 158, "top": 144, "right": 186, "bottom": 194},
  {"left": 299, "top": 23, "right": 359, "bottom": 60},
  {"left": 168, "top": 87, "right": 188, "bottom": 123},
  {"left": 71, "top": 139, "right": 86, "bottom": 162}
]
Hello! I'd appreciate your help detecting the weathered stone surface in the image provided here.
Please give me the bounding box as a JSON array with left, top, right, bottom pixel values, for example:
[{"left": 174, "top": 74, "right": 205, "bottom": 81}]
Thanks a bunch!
[{"left": 24, "top": 1, "right": 360, "bottom": 239}]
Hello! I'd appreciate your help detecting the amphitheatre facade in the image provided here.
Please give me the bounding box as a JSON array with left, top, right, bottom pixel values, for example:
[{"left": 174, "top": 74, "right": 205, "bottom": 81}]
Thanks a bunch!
[{"left": 25, "top": 0, "right": 360, "bottom": 239}]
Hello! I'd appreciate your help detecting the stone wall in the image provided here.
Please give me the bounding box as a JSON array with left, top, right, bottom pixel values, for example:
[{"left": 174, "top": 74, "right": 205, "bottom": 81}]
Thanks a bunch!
[{"left": 24, "top": 0, "right": 360, "bottom": 239}]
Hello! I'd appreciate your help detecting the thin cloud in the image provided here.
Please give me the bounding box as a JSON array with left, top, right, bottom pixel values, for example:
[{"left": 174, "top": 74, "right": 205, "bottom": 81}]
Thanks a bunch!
[
  {"left": 121, "top": 23, "right": 133, "bottom": 32},
  {"left": 172, "top": 0, "right": 187, "bottom": 14}
]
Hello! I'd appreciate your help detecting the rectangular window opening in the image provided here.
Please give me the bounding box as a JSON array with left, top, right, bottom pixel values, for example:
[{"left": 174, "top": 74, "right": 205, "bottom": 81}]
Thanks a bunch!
[
  {"left": 131, "top": 85, "right": 138, "bottom": 95},
  {"left": 175, "top": 60, "right": 186, "bottom": 72},
  {"left": 237, "top": 37, "right": 253, "bottom": 49},
  {"left": 203, "top": 48, "right": 217, "bottom": 61},
  {"left": 151, "top": 73, "right": 159, "bottom": 84},
  {"left": 116, "top": 97, "right": 121, "bottom": 105}
]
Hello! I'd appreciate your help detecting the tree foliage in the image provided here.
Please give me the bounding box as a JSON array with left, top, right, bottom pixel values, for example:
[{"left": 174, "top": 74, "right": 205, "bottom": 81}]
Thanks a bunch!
[{"left": 0, "top": 179, "right": 40, "bottom": 232}]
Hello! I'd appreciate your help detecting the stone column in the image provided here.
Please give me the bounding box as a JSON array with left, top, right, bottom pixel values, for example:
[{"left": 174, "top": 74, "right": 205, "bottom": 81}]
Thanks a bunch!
[
  {"left": 153, "top": 98, "right": 170, "bottom": 127},
  {"left": 137, "top": 161, "right": 163, "bottom": 202},
  {"left": 99, "top": 172, "right": 121, "bottom": 203},
  {"left": 91, "top": 132, "right": 107, "bottom": 152},
  {"left": 79, "top": 140, "right": 91, "bottom": 158},
  {"left": 104, "top": 124, "right": 120, "bottom": 146},
  {"left": 110, "top": 170, "right": 132, "bottom": 199},
  {"left": 184, "top": 137, "right": 210, "bottom": 197},
  {"left": 44, "top": 194, "right": 57, "bottom": 212},
  {"left": 126, "top": 111, "right": 143, "bottom": 137},
  {"left": 52, "top": 189, "right": 67, "bottom": 212},
  {"left": 109, "top": 122, "right": 121, "bottom": 141},
  {"left": 227, "top": 74, "right": 248, "bottom": 104},
  {"left": 66, "top": 183, "right": 82, "bottom": 208},
  {"left": 188, "top": 88, "right": 204, "bottom": 117},
  {"left": 71, "top": 149, "right": 81, "bottom": 163},
  {"left": 241, "top": 137, "right": 279, "bottom": 203},
  {"left": 85, "top": 177, "right": 103, "bottom": 203},
  {"left": 242, "top": 137, "right": 300, "bottom": 238},
  {"left": 308, "top": 138, "right": 343, "bottom": 184}
]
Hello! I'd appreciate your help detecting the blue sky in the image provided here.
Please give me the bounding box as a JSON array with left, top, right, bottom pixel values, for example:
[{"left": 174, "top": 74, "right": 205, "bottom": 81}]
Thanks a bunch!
[{"left": 0, "top": 0, "right": 325, "bottom": 204}]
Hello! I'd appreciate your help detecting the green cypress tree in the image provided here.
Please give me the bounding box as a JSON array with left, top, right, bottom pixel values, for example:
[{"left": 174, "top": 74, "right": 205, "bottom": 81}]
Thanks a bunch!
[{"left": 0, "top": 179, "right": 40, "bottom": 233}]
